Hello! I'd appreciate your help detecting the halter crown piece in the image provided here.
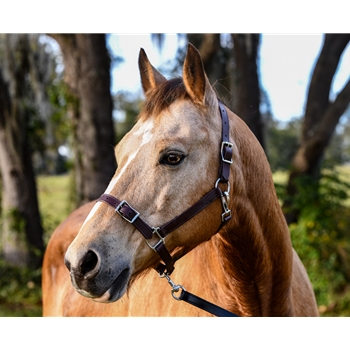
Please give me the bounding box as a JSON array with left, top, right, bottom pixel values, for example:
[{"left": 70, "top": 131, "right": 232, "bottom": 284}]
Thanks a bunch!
[{"left": 98, "top": 100, "right": 233, "bottom": 275}]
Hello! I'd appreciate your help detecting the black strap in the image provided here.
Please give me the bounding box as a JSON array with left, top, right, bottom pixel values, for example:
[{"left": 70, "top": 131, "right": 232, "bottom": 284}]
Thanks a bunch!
[
  {"left": 158, "top": 187, "right": 222, "bottom": 238},
  {"left": 218, "top": 101, "right": 233, "bottom": 183},
  {"left": 179, "top": 289, "right": 239, "bottom": 317},
  {"left": 99, "top": 194, "right": 154, "bottom": 239}
]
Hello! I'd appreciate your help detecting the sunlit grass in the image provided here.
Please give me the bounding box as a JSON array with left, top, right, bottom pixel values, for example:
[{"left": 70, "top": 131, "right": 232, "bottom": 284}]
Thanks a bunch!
[{"left": 37, "top": 173, "right": 73, "bottom": 243}]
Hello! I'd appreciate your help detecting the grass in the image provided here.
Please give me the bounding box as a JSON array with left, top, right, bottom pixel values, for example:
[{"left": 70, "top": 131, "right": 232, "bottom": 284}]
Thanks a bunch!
[{"left": 37, "top": 174, "right": 73, "bottom": 244}]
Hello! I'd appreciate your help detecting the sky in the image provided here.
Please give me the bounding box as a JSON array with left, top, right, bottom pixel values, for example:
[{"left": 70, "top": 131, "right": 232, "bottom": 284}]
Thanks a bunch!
[{"left": 108, "top": 34, "right": 350, "bottom": 123}]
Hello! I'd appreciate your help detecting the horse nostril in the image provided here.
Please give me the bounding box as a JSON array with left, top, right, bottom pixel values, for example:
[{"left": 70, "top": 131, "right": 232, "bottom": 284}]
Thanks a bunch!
[{"left": 80, "top": 250, "right": 99, "bottom": 277}]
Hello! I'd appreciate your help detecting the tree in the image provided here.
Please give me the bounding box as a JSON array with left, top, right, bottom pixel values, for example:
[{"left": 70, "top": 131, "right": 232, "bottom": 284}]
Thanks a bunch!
[
  {"left": 26, "top": 35, "right": 63, "bottom": 174},
  {"left": 0, "top": 34, "right": 44, "bottom": 267},
  {"left": 231, "top": 34, "right": 264, "bottom": 149},
  {"left": 284, "top": 34, "right": 350, "bottom": 224},
  {"left": 48, "top": 34, "right": 116, "bottom": 206}
]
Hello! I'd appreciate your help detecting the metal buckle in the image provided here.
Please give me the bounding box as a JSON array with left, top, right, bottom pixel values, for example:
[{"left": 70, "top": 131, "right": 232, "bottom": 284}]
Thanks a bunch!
[
  {"left": 146, "top": 227, "right": 165, "bottom": 251},
  {"left": 221, "top": 141, "right": 233, "bottom": 164},
  {"left": 115, "top": 200, "right": 140, "bottom": 224}
]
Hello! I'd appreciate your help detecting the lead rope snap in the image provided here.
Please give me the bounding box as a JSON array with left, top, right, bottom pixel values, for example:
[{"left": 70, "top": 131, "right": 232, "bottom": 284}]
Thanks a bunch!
[{"left": 159, "top": 272, "right": 186, "bottom": 301}]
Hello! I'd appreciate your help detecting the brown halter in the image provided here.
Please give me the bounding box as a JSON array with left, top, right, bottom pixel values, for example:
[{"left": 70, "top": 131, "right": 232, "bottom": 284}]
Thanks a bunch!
[{"left": 98, "top": 100, "right": 233, "bottom": 275}]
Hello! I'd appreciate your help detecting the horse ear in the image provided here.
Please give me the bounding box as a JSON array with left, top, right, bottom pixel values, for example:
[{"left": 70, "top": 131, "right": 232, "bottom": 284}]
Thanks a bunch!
[
  {"left": 138, "top": 48, "right": 167, "bottom": 94},
  {"left": 183, "top": 43, "right": 217, "bottom": 107}
]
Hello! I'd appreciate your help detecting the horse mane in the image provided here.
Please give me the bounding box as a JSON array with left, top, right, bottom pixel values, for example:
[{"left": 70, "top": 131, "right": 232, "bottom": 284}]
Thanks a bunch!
[{"left": 140, "top": 77, "right": 190, "bottom": 118}]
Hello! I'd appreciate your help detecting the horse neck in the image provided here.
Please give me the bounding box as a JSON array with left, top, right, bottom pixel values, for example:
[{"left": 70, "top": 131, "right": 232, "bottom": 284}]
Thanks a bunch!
[{"left": 207, "top": 115, "right": 294, "bottom": 316}]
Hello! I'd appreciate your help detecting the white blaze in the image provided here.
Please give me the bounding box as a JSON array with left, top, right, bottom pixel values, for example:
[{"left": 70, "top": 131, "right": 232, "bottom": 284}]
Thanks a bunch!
[{"left": 79, "top": 119, "right": 155, "bottom": 230}]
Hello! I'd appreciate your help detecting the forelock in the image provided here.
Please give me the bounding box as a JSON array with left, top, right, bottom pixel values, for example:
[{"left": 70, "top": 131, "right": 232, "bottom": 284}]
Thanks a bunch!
[{"left": 140, "top": 77, "right": 190, "bottom": 118}]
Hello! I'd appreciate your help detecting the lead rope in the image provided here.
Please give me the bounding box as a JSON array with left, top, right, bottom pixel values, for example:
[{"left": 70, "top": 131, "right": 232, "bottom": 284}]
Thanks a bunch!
[{"left": 159, "top": 272, "right": 239, "bottom": 317}]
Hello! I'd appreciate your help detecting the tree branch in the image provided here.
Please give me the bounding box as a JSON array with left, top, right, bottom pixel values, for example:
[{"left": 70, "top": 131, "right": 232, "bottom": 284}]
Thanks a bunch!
[
  {"left": 317, "top": 78, "right": 350, "bottom": 146},
  {"left": 303, "top": 34, "right": 350, "bottom": 140}
]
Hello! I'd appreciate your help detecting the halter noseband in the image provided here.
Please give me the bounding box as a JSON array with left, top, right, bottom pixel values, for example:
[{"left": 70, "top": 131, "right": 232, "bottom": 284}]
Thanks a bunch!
[{"left": 98, "top": 100, "right": 233, "bottom": 275}]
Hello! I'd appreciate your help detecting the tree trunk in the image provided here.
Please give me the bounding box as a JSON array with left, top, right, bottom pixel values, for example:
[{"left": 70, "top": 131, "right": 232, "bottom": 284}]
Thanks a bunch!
[
  {"left": 49, "top": 34, "right": 116, "bottom": 206},
  {"left": 231, "top": 34, "right": 264, "bottom": 149},
  {"left": 284, "top": 34, "right": 350, "bottom": 224},
  {"left": 0, "top": 35, "right": 44, "bottom": 267},
  {"left": 26, "top": 34, "right": 58, "bottom": 174}
]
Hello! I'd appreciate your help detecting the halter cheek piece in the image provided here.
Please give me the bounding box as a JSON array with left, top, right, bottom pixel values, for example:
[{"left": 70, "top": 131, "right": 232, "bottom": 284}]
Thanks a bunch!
[{"left": 98, "top": 100, "right": 233, "bottom": 275}]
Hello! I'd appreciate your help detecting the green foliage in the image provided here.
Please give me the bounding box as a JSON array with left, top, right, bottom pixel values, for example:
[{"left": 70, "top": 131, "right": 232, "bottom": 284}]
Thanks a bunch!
[
  {"left": 25, "top": 104, "right": 46, "bottom": 155},
  {"left": 265, "top": 117, "right": 301, "bottom": 172},
  {"left": 278, "top": 166, "right": 350, "bottom": 316},
  {"left": 47, "top": 80, "right": 75, "bottom": 173},
  {"left": 266, "top": 112, "right": 350, "bottom": 173},
  {"left": 6, "top": 208, "right": 26, "bottom": 237},
  {"left": 0, "top": 260, "right": 42, "bottom": 316}
]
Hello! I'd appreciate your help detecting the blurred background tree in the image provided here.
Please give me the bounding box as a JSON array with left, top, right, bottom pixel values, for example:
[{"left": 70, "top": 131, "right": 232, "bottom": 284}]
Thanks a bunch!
[
  {"left": 0, "top": 34, "right": 46, "bottom": 268},
  {"left": 283, "top": 34, "right": 350, "bottom": 225},
  {"left": 48, "top": 34, "right": 116, "bottom": 206}
]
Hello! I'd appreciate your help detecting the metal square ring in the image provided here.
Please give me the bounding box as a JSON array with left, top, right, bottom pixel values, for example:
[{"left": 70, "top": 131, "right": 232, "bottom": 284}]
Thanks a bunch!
[{"left": 145, "top": 227, "right": 165, "bottom": 251}]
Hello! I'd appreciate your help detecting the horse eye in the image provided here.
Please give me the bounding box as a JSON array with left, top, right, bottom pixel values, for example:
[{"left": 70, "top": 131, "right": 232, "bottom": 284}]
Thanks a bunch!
[{"left": 161, "top": 153, "right": 185, "bottom": 166}]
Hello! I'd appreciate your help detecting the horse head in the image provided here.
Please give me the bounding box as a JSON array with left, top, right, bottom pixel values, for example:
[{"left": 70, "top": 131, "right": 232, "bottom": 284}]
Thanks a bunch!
[{"left": 64, "top": 44, "right": 231, "bottom": 302}]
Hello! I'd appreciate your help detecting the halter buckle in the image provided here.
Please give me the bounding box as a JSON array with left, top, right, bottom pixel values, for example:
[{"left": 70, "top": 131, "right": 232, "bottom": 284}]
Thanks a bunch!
[
  {"left": 115, "top": 200, "right": 140, "bottom": 224},
  {"left": 221, "top": 141, "right": 233, "bottom": 164},
  {"left": 146, "top": 227, "right": 165, "bottom": 251}
]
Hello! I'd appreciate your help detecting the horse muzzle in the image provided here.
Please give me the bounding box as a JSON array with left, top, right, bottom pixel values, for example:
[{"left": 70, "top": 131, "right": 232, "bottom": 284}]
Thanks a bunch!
[{"left": 64, "top": 248, "right": 132, "bottom": 303}]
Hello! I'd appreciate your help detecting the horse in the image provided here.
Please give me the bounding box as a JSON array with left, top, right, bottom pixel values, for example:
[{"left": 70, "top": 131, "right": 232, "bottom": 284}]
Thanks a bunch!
[{"left": 42, "top": 43, "right": 318, "bottom": 317}]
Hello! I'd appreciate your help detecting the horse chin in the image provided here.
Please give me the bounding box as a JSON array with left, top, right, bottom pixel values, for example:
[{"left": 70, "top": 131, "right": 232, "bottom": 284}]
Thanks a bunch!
[
  {"left": 74, "top": 267, "right": 131, "bottom": 303},
  {"left": 92, "top": 267, "right": 131, "bottom": 303}
]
